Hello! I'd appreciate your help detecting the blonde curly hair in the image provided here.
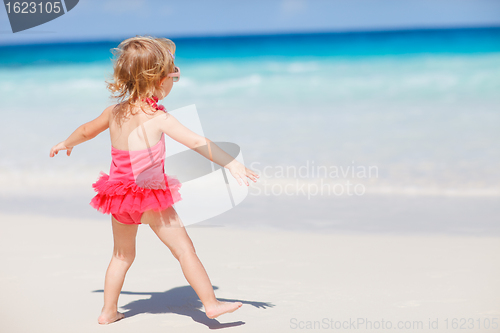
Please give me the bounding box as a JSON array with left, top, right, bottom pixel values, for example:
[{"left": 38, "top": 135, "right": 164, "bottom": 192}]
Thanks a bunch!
[{"left": 106, "top": 35, "right": 176, "bottom": 116}]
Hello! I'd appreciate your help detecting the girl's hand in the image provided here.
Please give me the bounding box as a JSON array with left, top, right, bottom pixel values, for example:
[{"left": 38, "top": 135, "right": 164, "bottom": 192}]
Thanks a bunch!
[
  {"left": 50, "top": 141, "right": 74, "bottom": 157},
  {"left": 227, "top": 161, "right": 260, "bottom": 186}
]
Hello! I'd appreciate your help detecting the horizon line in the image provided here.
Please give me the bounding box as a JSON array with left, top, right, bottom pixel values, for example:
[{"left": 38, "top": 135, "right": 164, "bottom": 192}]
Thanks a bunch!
[{"left": 1, "top": 24, "right": 499, "bottom": 48}]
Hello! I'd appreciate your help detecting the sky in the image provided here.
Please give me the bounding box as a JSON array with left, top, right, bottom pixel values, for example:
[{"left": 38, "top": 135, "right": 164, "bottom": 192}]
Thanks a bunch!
[{"left": 1, "top": 0, "right": 500, "bottom": 45}]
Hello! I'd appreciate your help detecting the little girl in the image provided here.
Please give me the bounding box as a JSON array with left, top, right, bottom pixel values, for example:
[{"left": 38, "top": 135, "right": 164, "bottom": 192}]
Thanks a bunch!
[{"left": 49, "top": 36, "right": 259, "bottom": 325}]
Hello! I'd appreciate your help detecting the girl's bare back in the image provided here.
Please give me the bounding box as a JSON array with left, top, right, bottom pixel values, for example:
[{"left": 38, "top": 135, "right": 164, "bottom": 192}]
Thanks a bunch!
[{"left": 109, "top": 103, "right": 167, "bottom": 152}]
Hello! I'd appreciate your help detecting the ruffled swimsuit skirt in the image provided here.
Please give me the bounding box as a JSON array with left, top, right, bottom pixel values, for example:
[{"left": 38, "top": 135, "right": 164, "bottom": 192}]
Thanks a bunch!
[{"left": 89, "top": 132, "right": 182, "bottom": 225}]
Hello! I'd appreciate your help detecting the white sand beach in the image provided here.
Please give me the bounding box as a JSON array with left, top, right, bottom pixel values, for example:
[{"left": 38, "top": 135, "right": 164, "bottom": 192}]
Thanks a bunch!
[{"left": 0, "top": 202, "right": 499, "bottom": 333}]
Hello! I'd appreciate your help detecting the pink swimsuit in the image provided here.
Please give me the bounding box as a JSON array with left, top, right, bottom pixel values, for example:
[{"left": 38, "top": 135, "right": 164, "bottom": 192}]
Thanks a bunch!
[{"left": 90, "top": 131, "right": 182, "bottom": 225}]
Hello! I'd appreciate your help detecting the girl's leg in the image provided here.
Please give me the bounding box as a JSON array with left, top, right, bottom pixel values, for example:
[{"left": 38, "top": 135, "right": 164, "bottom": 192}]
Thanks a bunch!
[
  {"left": 143, "top": 206, "right": 242, "bottom": 319},
  {"left": 98, "top": 216, "right": 139, "bottom": 324}
]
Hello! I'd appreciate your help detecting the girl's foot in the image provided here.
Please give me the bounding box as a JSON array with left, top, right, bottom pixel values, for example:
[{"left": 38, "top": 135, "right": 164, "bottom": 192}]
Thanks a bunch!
[
  {"left": 205, "top": 301, "right": 243, "bottom": 319},
  {"left": 98, "top": 311, "right": 125, "bottom": 325}
]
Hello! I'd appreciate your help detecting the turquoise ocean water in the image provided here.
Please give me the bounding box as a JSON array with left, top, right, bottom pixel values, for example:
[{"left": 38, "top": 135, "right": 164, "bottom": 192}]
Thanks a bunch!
[{"left": 0, "top": 27, "right": 499, "bottom": 201}]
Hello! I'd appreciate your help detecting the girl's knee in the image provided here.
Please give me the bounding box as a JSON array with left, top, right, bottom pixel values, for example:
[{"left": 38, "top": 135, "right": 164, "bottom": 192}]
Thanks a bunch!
[
  {"left": 113, "top": 250, "right": 136, "bottom": 264},
  {"left": 171, "top": 245, "right": 196, "bottom": 261}
]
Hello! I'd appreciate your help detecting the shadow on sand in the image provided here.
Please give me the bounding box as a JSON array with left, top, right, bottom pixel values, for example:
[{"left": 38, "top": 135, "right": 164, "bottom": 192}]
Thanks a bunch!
[{"left": 92, "top": 285, "right": 274, "bottom": 329}]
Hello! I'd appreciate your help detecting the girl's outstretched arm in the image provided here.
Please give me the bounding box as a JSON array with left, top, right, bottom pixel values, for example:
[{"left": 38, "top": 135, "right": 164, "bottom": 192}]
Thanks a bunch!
[
  {"left": 157, "top": 113, "right": 259, "bottom": 186},
  {"left": 49, "top": 105, "right": 114, "bottom": 157},
  {"left": 200, "top": 137, "right": 259, "bottom": 186}
]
